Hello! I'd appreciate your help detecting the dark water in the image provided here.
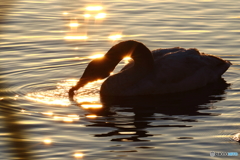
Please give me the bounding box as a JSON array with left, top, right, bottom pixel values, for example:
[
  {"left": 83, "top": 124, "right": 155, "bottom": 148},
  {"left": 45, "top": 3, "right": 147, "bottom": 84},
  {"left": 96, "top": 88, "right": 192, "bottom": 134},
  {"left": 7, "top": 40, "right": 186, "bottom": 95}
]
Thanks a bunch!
[{"left": 1, "top": 0, "right": 240, "bottom": 159}]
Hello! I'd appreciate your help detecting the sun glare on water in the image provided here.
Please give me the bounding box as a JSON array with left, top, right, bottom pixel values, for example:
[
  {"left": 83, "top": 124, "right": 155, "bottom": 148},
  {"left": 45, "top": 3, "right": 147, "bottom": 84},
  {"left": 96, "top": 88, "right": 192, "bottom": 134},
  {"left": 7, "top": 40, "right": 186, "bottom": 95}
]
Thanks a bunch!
[
  {"left": 74, "top": 152, "right": 84, "bottom": 159},
  {"left": 86, "top": 6, "right": 103, "bottom": 11},
  {"left": 89, "top": 54, "right": 104, "bottom": 59},
  {"left": 108, "top": 34, "right": 122, "bottom": 41},
  {"left": 25, "top": 79, "right": 102, "bottom": 106},
  {"left": 81, "top": 104, "right": 102, "bottom": 109},
  {"left": 95, "top": 13, "right": 106, "bottom": 19},
  {"left": 43, "top": 139, "right": 52, "bottom": 145},
  {"left": 64, "top": 35, "right": 88, "bottom": 40}
]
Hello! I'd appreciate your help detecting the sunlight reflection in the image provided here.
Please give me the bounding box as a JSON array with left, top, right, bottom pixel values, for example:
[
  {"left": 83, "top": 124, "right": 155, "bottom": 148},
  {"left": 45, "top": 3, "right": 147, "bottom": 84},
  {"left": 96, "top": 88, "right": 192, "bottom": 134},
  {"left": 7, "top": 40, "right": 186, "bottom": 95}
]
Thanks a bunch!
[
  {"left": 64, "top": 35, "right": 88, "bottom": 40},
  {"left": 53, "top": 116, "right": 65, "bottom": 120},
  {"left": 74, "top": 152, "right": 84, "bottom": 159},
  {"left": 63, "top": 12, "right": 68, "bottom": 15},
  {"left": 81, "top": 104, "right": 102, "bottom": 109},
  {"left": 108, "top": 34, "right": 122, "bottom": 41},
  {"left": 43, "top": 139, "right": 52, "bottom": 145},
  {"left": 83, "top": 14, "right": 91, "bottom": 18},
  {"left": 63, "top": 117, "right": 74, "bottom": 123},
  {"left": 86, "top": 114, "right": 97, "bottom": 118},
  {"left": 69, "top": 22, "right": 80, "bottom": 28},
  {"left": 68, "top": 114, "right": 80, "bottom": 120},
  {"left": 42, "top": 112, "right": 54, "bottom": 116},
  {"left": 26, "top": 79, "right": 102, "bottom": 106},
  {"left": 53, "top": 115, "right": 79, "bottom": 122},
  {"left": 86, "top": 6, "right": 103, "bottom": 11},
  {"left": 95, "top": 13, "right": 106, "bottom": 19},
  {"left": 89, "top": 54, "right": 104, "bottom": 59}
]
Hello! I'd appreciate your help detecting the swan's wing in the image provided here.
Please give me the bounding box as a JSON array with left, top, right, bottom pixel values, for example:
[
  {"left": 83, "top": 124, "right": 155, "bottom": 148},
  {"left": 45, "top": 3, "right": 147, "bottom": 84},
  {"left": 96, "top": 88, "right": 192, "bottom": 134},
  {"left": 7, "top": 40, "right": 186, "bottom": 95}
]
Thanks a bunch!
[
  {"left": 155, "top": 48, "right": 230, "bottom": 83},
  {"left": 148, "top": 48, "right": 231, "bottom": 94},
  {"left": 152, "top": 47, "right": 185, "bottom": 59}
]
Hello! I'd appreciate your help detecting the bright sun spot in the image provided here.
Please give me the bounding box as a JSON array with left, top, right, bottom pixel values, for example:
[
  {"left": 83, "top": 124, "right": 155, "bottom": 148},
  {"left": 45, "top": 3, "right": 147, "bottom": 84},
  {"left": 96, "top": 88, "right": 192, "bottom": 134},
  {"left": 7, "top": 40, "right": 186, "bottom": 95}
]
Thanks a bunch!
[
  {"left": 81, "top": 104, "right": 102, "bottom": 109},
  {"left": 83, "top": 14, "right": 91, "bottom": 18},
  {"left": 86, "top": 114, "right": 97, "bottom": 118},
  {"left": 69, "top": 23, "right": 80, "bottom": 28},
  {"left": 89, "top": 54, "right": 104, "bottom": 59},
  {"left": 43, "top": 139, "right": 52, "bottom": 145},
  {"left": 63, "top": 117, "right": 74, "bottom": 123},
  {"left": 86, "top": 6, "right": 103, "bottom": 11},
  {"left": 74, "top": 152, "right": 84, "bottom": 158},
  {"left": 108, "top": 34, "right": 122, "bottom": 41},
  {"left": 42, "top": 112, "right": 54, "bottom": 116},
  {"left": 95, "top": 13, "right": 106, "bottom": 19}
]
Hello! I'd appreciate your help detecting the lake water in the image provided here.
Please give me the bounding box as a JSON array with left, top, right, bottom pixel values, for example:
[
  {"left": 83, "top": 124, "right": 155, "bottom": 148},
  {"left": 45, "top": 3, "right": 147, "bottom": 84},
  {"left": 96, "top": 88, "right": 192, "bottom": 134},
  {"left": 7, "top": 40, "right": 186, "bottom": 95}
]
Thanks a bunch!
[{"left": 0, "top": 0, "right": 240, "bottom": 159}]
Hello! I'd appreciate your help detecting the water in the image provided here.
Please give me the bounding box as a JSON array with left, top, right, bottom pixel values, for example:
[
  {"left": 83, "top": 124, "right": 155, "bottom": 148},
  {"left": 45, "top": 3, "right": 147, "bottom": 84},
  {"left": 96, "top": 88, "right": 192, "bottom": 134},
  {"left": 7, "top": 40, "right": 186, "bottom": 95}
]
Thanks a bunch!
[{"left": 1, "top": 0, "right": 240, "bottom": 159}]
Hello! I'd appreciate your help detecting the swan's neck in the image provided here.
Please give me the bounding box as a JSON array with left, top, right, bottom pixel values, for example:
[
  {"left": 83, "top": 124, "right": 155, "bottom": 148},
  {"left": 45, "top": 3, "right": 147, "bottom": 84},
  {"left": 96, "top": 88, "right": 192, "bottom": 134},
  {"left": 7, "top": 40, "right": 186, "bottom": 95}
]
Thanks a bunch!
[
  {"left": 73, "top": 40, "right": 154, "bottom": 91},
  {"left": 100, "top": 41, "right": 155, "bottom": 95},
  {"left": 105, "top": 40, "right": 154, "bottom": 70}
]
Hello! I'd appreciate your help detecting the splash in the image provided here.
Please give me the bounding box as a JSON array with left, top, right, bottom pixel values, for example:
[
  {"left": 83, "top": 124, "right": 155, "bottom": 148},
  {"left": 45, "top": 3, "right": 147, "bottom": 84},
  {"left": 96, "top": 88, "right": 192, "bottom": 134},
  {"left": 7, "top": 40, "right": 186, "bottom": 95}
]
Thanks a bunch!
[{"left": 25, "top": 79, "right": 103, "bottom": 106}]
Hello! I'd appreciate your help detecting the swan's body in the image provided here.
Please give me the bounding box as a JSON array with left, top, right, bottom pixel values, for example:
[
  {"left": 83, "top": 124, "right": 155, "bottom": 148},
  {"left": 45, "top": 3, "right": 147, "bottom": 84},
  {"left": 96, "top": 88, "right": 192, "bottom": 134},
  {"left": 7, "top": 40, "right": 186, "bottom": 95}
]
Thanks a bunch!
[{"left": 69, "top": 40, "right": 231, "bottom": 97}]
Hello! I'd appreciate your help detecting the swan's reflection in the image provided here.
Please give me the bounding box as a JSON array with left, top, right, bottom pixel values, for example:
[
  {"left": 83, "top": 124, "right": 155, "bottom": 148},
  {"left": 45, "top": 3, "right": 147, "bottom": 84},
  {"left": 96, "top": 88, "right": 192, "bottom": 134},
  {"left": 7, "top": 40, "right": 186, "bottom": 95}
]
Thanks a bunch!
[{"left": 83, "top": 78, "right": 230, "bottom": 142}]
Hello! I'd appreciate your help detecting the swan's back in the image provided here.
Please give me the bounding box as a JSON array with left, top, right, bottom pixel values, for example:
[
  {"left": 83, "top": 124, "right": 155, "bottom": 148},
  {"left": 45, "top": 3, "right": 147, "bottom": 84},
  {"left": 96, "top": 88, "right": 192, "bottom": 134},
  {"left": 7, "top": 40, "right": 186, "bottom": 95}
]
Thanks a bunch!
[{"left": 147, "top": 48, "right": 230, "bottom": 94}]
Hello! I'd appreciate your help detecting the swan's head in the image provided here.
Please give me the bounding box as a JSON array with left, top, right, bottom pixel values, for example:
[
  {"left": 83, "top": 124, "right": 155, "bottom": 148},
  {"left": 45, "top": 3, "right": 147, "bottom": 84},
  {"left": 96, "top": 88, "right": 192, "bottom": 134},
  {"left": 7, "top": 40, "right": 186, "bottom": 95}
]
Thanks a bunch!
[{"left": 76, "top": 56, "right": 118, "bottom": 88}]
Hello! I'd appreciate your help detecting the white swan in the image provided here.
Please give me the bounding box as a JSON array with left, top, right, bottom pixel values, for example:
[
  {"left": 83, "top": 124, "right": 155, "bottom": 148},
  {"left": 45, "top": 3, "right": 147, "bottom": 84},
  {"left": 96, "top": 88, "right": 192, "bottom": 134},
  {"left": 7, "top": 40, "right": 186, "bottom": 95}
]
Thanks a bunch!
[{"left": 69, "top": 40, "right": 231, "bottom": 97}]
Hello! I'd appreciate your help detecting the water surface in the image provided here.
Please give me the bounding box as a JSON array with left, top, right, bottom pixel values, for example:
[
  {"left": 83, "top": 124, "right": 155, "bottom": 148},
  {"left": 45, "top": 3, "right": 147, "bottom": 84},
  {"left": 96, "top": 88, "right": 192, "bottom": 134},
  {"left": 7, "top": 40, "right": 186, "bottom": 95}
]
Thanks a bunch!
[{"left": 1, "top": 0, "right": 240, "bottom": 159}]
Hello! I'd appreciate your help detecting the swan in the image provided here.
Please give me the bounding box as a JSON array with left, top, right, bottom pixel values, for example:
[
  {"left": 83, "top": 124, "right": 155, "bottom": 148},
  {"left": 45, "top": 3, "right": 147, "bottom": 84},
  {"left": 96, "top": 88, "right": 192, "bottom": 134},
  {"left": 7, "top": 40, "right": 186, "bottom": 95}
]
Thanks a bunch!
[{"left": 69, "top": 40, "right": 231, "bottom": 98}]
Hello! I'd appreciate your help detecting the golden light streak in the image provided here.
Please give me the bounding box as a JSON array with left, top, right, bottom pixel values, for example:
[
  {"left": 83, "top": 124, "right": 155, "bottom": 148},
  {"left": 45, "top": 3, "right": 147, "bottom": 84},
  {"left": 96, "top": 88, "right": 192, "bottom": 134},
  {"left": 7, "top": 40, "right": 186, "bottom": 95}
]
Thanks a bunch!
[
  {"left": 83, "top": 14, "right": 91, "bottom": 18},
  {"left": 108, "top": 34, "right": 122, "bottom": 41},
  {"left": 64, "top": 35, "right": 88, "bottom": 40},
  {"left": 68, "top": 114, "right": 80, "bottom": 120},
  {"left": 69, "top": 23, "right": 80, "bottom": 28},
  {"left": 89, "top": 54, "right": 104, "bottom": 59},
  {"left": 86, "top": 114, "right": 97, "bottom": 118},
  {"left": 95, "top": 13, "right": 106, "bottom": 19},
  {"left": 63, "top": 117, "right": 74, "bottom": 123},
  {"left": 21, "top": 109, "right": 26, "bottom": 113},
  {"left": 25, "top": 79, "right": 102, "bottom": 107},
  {"left": 63, "top": 12, "right": 68, "bottom": 15},
  {"left": 81, "top": 104, "right": 102, "bottom": 109},
  {"left": 43, "top": 139, "right": 52, "bottom": 145},
  {"left": 53, "top": 116, "right": 65, "bottom": 121},
  {"left": 68, "top": 114, "right": 79, "bottom": 118},
  {"left": 74, "top": 152, "right": 84, "bottom": 159},
  {"left": 86, "top": 6, "right": 103, "bottom": 11},
  {"left": 25, "top": 94, "right": 70, "bottom": 106},
  {"left": 42, "top": 112, "right": 54, "bottom": 116}
]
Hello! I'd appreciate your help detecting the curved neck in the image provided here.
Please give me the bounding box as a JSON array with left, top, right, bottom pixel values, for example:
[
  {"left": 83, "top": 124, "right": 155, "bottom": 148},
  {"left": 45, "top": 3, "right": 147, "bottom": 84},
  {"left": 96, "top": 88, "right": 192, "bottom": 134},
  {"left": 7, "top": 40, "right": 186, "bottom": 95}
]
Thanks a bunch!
[
  {"left": 72, "top": 40, "right": 154, "bottom": 91},
  {"left": 105, "top": 40, "right": 154, "bottom": 70}
]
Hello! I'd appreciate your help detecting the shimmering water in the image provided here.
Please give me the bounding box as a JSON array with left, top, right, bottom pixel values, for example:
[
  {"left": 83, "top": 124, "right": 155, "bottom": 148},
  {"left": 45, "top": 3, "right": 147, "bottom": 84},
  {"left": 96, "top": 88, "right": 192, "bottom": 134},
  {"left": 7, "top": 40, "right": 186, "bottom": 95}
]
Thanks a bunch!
[{"left": 1, "top": 0, "right": 240, "bottom": 159}]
